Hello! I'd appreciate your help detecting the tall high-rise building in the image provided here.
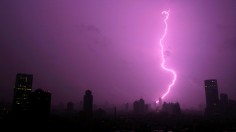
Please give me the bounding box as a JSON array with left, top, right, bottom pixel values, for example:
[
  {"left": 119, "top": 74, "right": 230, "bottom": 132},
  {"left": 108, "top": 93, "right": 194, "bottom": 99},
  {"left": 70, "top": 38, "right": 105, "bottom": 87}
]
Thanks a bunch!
[
  {"left": 220, "top": 93, "right": 228, "bottom": 105},
  {"left": 204, "top": 79, "right": 219, "bottom": 108},
  {"left": 30, "top": 89, "right": 51, "bottom": 119},
  {"left": 133, "top": 98, "right": 146, "bottom": 114},
  {"left": 83, "top": 90, "right": 93, "bottom": 114},
  {"left": 12, "top": 73, "right": 33, "bottom": 114}
]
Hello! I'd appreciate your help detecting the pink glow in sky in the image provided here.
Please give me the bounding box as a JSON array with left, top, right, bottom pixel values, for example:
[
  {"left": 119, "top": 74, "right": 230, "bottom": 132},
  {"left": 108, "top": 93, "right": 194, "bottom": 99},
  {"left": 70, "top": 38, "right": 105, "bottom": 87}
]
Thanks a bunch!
[
  {"left": 156, "top": 10, "right": 177, "bottom": 104},
  {"left": 0, "top": 0, "right": 236, "bottom": 108}
]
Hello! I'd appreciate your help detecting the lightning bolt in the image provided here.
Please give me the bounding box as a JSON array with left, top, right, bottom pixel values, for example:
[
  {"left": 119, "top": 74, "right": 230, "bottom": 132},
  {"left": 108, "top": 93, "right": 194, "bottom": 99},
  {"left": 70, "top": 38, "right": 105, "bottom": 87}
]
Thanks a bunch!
[{"left": 156, "top": 10, "right": 177, "bottom": 104}]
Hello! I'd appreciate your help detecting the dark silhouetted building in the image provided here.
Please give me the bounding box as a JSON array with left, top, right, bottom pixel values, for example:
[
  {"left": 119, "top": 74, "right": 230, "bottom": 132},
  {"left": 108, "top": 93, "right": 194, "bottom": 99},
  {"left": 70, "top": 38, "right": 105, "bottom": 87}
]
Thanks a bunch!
[
  {"left": 12, "top": 73, "right": 33, "bottom": 115},
  {"left": 219, "top": 93, "right": 229, "bottom": 114},
  {"left": 204, "top": 79, "right": 219, "bottom": 115},
  {"left": 30, "top": 89, "right": 51, "bottom": 120},
  {"left": 67, "top": 102, "right": 74, "bottom": 113},
  {"left": 0, "top": 102, "right": 10, "bottom": 121},
  {"left": 133, "top": 98, "right": 147, "bottom": 114},
  {"left": 94, "top": 108, "right": 106, "bottom": 119},
  {"left": 220, "top": 93, "right": 228, "bottom": 105},
  {"left": 205, "top": 79, "right": 219, "bottom": 107},
  {"left": 227, "top": 99, "right": 236, "bottom": 116},
  {"left": 83, "top": 90, "right": 93, "bottom": 115},
  {"left": 162, "top": 102, "right": 181, "bottom": 115}
]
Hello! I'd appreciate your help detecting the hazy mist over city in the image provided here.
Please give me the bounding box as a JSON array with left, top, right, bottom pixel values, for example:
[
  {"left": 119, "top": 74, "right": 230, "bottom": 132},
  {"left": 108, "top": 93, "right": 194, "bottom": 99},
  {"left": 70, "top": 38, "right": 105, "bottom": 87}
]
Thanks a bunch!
[{"left": 1, "top": 0, "right": 236, "bottom": 109}]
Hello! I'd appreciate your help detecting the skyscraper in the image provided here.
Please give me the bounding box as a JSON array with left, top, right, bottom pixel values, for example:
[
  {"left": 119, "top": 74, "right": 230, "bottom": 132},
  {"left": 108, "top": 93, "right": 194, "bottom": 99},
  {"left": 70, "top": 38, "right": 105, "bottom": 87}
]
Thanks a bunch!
[
  {"left": 133, "top": 98, "right": 146, "bottom": 114},
  {"left": 30, "top": 89, "right": 51, "bottom": 120},
  {"left": 12, "top": 73, "right": 33, "bottom": 115},
  {"left": 83, "top": 90, "right": 93, "bottom": 114},
  {"left": 220, "top": 93, "right": 228, "bottom": 105},
  {"left": 205, "top": 79, "right": 219, "bottom": 108},
  {"left": 204, "top": 79, "right": 219, "bottom": 114}
]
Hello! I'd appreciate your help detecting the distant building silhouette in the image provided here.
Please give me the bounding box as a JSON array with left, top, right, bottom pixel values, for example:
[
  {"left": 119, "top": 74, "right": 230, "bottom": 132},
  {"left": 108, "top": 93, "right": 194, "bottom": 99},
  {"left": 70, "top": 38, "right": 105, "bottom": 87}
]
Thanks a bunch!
[
  {"left": 228, "top": 99, "right": 236, "bottom": 115},
  {"left": 29, "top": 89, "right": 51, "bottom": 120},
  {"left": 83, "top": 90, "right": 93, "bottom": 115},
  {"left": 67, "top": 102, "right": 74, "bottom": 113},
  {"left": 218, "top": 93, "right": 228, "bottom": 114},
  {"left": 12, "top": 73, "right": 33, "bottom": 115},
  {"left": 0, "top": 102, "right": 9, "bottom": 120},
  {"left": 94, "top": 108, "right": 106, "bottom": 119},
  {"left": 133, "top": 98, "right": 147, "bottom": 114},
  {"left": 220, "top": 93, "right": 228, "bottom": 105},
  {"left": 204, "top": 79, "right": 219, "bottom": 115},
  {"left": 162, "top": 102, "right": 181, "bottom": 115}
]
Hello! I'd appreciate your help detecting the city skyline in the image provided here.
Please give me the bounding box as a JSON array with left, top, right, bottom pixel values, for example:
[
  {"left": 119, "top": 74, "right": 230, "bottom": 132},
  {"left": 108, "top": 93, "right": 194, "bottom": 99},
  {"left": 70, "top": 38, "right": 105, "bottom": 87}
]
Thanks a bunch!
[
  {"left": 1, "top": 73, "right": 236, "bottom": 131},
  {"left": 1, "top": 0, "right": 236, "bottom": 109},
  {"left": 3, "top": 72, "right": 236, "bottom": 113}
]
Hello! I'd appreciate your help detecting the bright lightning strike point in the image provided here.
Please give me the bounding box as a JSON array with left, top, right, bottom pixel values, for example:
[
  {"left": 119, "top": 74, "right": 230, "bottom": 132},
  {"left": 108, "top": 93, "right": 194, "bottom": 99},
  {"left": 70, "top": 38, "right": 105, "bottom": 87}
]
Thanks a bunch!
[{"left": 156, "top": 10, "right": 177, "bottom": 104}]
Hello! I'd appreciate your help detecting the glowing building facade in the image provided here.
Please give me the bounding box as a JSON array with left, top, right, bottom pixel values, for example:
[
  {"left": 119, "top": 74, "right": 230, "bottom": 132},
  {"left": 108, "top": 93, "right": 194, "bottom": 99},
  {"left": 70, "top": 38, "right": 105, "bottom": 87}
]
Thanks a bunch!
[{"left": 12, "top": 73, "right": 33, "bottom": 114}]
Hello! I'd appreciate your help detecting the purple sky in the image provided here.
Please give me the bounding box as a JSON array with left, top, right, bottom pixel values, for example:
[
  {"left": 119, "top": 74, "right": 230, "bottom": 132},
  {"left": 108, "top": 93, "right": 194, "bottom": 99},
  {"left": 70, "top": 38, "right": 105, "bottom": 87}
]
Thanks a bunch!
[{"left": 1, "top": 0, "right": 236, "bottom": 109}]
